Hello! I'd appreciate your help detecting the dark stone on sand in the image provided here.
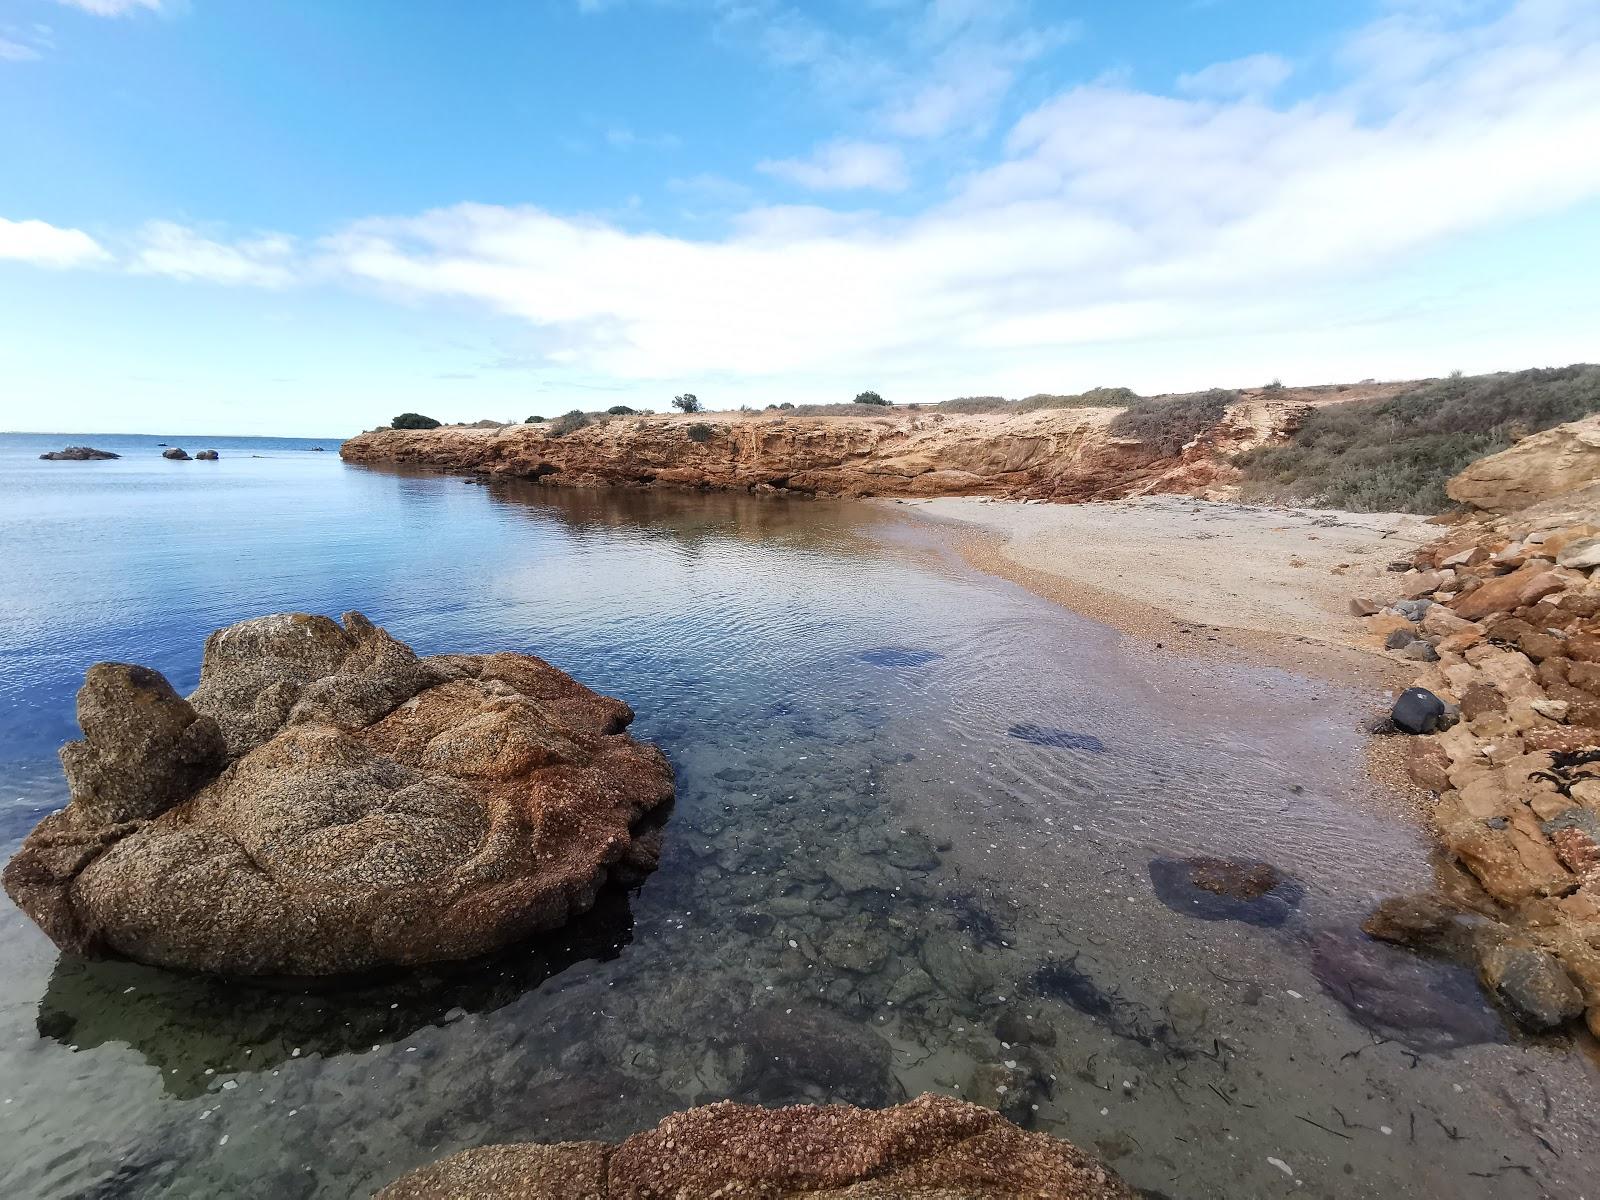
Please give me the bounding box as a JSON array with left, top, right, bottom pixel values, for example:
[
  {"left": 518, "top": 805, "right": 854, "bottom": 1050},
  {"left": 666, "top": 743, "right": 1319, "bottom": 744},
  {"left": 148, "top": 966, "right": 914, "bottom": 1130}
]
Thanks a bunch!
[
  {"left": 858, "top": 646, "right": 943, "bottom": 667},
  {"left": 1148, "top": 856, "right": 1303, "bottom": 927},
  {"left": 39, "top": 446, "right": 120, "bottom": 460},
  {"left": 161, "top": 447, "right": 191, "bottom": 460},
  {"left": 1391, "top": 687, "right": 1449, "bottom": 735},
  {"left": 1476, "top": 936, "right": 1585, "bottom": 1031},
  {"left": 1385, "top": 629, "right": 1414, "bottom": 650},
  {"left": 1310, "top": 929, "right": 1507, "bottom": 1051},
  {"left": 1, "top": 611, "right": 675, "bottom": 977},
  {"left": 1007, "top": 724, "right": 1106, "bottom": 752}
]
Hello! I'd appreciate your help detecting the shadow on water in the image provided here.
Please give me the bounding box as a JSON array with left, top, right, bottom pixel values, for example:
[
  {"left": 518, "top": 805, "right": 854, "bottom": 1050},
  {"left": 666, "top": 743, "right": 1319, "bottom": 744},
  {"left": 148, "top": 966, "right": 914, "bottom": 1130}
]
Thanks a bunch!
[{"left": 35, "top": 885, "right": 642, "bottom": 1099}]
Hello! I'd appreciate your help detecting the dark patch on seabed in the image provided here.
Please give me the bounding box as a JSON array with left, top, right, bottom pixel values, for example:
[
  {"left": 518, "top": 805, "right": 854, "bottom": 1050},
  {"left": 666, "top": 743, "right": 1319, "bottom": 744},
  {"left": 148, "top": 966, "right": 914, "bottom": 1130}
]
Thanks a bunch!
[
  {"left": 858, "top": 646, "right": 943, "bottom": 667},
  {"left": 1147, "top": 856, "right": 1305, "bottom": 927},
  {"left": 1007, "top": 723, "right": 1106, "bottom": 752}
]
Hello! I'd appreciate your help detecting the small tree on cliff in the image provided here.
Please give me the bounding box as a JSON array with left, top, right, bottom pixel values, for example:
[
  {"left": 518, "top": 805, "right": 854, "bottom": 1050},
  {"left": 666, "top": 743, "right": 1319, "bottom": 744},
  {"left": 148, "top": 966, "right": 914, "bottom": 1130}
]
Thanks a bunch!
[
  {"left": 672, "top": 393, "right": 702, "bottom": 413},
  {"left": 392, "top": 412, "right": 441, "bottom": 430},
  {"left": 853, "top": 391, "right": 889, "bottom": 406}
]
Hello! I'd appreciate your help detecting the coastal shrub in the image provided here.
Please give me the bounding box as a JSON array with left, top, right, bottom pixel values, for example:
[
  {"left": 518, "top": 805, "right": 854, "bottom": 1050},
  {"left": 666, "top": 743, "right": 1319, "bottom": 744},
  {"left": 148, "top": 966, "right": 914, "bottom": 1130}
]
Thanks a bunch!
[
  {"left": 392, "top": 412, "right": 441, "bottom": 430},
  {"left": 687, "top": 423, "right": 713, "bottom": 442},
  {"left": 779, "top": 402, "right": 794, "bottom": 409},
  {"left": 672, "top": 393, "right": 702, "bottom": 413},
  {"left": 854, "top": 390, "right": 889, "bottom": 406},
  {"left": 1237, "top": 364, "right": 1600, "bottom": 514},
  {"left": 525, "top": 415, "right": 545, "bottom": 423},
  {"left": 547, "top": 409, "right": 591, "bottom": 437},
  {"left": 606, "top": 405, "right": 637, "bottom": 416},
  {"left": 1107, "top": 389, "right": 1234, "bottom": 455},
  {"left": 1264, "top": 378, "right": 1285, "bottom": 392},
  {"left": 937, "top": 388, "right": 1140, "bottom": 415}
]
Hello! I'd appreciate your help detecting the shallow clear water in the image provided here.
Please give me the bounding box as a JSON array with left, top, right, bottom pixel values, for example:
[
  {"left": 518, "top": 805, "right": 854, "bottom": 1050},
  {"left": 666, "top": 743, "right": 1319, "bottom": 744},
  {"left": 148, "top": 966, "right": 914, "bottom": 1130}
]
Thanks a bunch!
[{"left": 1, "top": 433, "right": 1594, "bottom": 1198}]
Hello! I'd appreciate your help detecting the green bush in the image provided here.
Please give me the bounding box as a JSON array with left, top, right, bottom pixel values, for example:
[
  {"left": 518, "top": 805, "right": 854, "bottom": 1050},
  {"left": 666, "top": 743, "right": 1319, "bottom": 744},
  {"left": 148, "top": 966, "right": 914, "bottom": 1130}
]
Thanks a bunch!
[
  {"left": 607, "top": 405, "right": 637, "bottom": 416},
  {"left": 687, "top": 423, "right": 713, "bottom": 442},
  {"left": 525, "top": 414, "right": 545, "bottom": 423},
  {"left": 936, "top": 388, "right": 1139, "bottom": 415},
  {"left": 1107, "top": 389, "right": 1234, "bottom": 455},
  {"left": 547, "top": 409, "right": 591, "bottom": 437},
  {"left": 392, "top": 412, "right": 441, "bottom": 430},
  {"left": 1237, "top": 364, "right": 1600, "bottom": 513},
  {"left": 672, "top": 393, "right": 702, "bottom": 413},
  {"left": 853, "top": 390, "right": 889, "bottom": 406}
]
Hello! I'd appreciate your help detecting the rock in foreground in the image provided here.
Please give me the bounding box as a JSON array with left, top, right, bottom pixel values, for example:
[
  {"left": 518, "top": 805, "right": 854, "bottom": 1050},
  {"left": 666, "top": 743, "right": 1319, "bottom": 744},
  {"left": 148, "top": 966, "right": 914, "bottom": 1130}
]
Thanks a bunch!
[
  {"left": 39, "top": 446, "right": 119, "bottom": 460},
  {"left": 376, "top": 1093, "right": 1134, "bottom": 1199},
  {"left": 2, "top": 612, "right": 674, "bottom": 976}
]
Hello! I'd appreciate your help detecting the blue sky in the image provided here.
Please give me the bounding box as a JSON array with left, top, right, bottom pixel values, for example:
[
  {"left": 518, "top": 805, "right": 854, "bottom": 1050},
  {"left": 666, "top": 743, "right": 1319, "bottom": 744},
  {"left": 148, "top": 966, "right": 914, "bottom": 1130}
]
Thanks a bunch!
[{"left": 2, "top": 0, "right": 1598, "bottom": 435}]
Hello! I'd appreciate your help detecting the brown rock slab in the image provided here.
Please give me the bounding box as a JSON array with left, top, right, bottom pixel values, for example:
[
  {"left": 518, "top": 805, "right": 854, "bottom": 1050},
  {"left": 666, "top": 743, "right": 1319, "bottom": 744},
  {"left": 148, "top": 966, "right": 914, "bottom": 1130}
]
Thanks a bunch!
[
  {"left": 375, "top": 1094, "right": 1136, "bottom": 1199},
  {"left": 1446, "top": 414, "right": 1600, "bottom": 513},
  {"left": 2, "top": 612, "right": 674, "bottom": 977}
]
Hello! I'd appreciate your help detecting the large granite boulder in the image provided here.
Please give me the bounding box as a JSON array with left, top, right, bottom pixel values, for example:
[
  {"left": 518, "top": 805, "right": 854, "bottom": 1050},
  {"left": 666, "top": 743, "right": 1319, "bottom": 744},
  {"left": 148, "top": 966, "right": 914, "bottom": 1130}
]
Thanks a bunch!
[
  {"left": 2, "top": 612, "right": 674, "bottom": 976},
  {"left": 375, "top": 1094, "right": 1135, "bottom": 1199},
  {"left": 39, "top": 446, "right": 119, "bottom": 460}
]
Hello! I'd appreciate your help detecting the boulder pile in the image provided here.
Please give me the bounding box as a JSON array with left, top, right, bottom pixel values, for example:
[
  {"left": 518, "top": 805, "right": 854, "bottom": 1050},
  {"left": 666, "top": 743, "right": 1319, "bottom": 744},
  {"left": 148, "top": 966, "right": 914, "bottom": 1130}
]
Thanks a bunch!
[
  {"left": 1355, "top": 418, "right": 1600, "bottom": 1035},
  {"left": 2, "top": 612, "right": 674, "bottom": 976},
  {"left": 39, "top": 446, "right": 119, "bottom": 460},
  {"left": 376, "top": 1093, "right": 1134, "bottom": 1199}
]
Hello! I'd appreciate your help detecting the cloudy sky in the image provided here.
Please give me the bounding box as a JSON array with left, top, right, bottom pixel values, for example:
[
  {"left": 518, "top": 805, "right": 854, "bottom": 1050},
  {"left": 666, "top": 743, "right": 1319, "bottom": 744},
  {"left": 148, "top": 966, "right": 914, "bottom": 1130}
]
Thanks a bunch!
[{"left": 2, "top": 0, "right": 1598, "bottom": 435}]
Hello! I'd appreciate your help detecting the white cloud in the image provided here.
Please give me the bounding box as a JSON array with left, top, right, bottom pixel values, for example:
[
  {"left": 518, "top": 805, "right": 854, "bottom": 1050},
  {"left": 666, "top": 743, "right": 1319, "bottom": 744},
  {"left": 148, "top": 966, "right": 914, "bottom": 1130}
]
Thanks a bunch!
[
  {"left": 758, "top": 140, "right": 908, "bottom": 192},
  {"left": 52, "top": 0, "right": 163, "bottom": 15},
  {"left": 1177, "top": 53, "right": 1293, "bottom": 99},
  {"left": 311, "top": 0, "right": 1600, "bottom": 389},
  {"left": 131, "top": 222, "right": 297, "bottom": 287},
  {"left": 0, "top": 217, "right": 108, "bottom": 267},
  {"left": 0, "top": 36, "right": 42, "bottom": 61},
  {"left": 14, "top": 0, "right": 1600, "bottom": 402}
]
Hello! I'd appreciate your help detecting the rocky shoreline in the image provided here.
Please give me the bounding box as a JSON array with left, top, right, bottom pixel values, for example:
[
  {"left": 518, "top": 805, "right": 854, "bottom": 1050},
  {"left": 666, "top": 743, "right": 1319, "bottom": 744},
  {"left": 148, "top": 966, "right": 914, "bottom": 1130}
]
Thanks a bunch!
[{"left": 1352, "top": 418, "right": 1600, "bottom": 1036}]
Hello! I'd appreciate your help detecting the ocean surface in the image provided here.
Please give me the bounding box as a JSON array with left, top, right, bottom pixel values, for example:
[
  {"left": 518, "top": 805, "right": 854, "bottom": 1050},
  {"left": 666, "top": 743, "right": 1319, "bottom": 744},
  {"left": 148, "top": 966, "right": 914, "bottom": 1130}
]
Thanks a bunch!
[{"left": 0, "top": 431, "right": 1594, "bottom": 1198}]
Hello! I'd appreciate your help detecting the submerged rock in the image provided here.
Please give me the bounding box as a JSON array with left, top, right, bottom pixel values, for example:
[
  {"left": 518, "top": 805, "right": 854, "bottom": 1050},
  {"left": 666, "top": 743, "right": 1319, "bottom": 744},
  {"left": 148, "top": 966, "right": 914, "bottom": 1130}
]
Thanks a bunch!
[
  {"left": 1, "top": 611, "right": 674, "bottom": 976},
  {"left": 375, "top": 1093, "right": 1135, "bottom": 1199},
  {"left": 1148, "top": 855, "right": 1303, "bottom": 926},
  {"left": 39, "top": 446, "right": 119, "bottom": 460},
  {"left": 721, "top": 1002, "right": 897, "bottom": 1107}
]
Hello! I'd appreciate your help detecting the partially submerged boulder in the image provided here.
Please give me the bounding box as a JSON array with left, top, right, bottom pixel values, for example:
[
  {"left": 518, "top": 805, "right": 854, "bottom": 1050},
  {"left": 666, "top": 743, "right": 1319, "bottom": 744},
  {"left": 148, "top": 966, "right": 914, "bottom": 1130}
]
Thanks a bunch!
[
  {"left": 2, "top": 612, "right": 674, "bottom": 976},
  {"left": 39, "top": 446, "right": 119, "bottom": 460},
  {"left": 161, "top": 447, "right": 191, "bottom": 460},
  {"left": 376, "top": 1093, "right": 1134, "bottom": 1199}
]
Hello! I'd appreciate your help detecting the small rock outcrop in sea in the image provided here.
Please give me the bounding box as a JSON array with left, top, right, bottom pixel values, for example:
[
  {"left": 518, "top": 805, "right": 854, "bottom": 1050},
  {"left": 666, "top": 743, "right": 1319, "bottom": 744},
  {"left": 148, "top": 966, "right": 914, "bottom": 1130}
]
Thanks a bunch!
[
  {"left": 375, "top": 1093, "right": 1135, "bottom": 1199},
  {"left": 39, "top": 446, "right": 119, "bottom": 460},
  {"left": 1, "top": 611, "right": 674, "bottom": 976},
  {"left": 195, "top": 449, "right": 219, "bottom": 460},
  {"left": 161, "top": 447, "right": 191, "bottom": 460}
]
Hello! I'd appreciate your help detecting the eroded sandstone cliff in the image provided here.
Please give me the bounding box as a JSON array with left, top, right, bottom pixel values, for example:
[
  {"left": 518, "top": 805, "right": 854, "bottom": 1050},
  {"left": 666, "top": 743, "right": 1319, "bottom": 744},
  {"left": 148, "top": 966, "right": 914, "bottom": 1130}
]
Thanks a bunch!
[{"left": 339, "top": 390, "right": 1360, "bottom": 502}]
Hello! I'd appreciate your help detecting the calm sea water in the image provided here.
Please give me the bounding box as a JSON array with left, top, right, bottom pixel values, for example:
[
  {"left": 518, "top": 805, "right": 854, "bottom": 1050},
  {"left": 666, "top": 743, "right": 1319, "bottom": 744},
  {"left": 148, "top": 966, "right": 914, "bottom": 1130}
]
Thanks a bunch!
[{"left": 0, "top": 432, "right": 1594, "bottom": 1198}]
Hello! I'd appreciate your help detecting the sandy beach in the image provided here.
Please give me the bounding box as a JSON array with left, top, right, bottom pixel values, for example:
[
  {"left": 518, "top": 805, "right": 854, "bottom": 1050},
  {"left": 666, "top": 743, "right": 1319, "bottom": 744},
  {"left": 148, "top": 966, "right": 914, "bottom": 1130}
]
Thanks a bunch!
[{"left": 904, "top": 494, "right": 1438, "bottom": 684}]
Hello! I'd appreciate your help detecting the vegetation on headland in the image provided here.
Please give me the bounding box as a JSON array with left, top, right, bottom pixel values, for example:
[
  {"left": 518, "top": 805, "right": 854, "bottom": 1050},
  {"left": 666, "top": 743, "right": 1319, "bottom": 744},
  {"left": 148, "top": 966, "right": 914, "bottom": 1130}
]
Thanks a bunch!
[
  {"left": 1108, "top": 389, "right": 1236, "bottom": 456},
  {"left": 1237, "top": 364, "right": 1600, "bottom": 513},
  {"left": 672, "top": 393, "right": 702, "bottom": 413},
  {"left": 936, "top": 387, "right": 1139, "bottom": 414},
  {"left": 853, "top": 390, "right": 889, "bottom": 406},
  {"left": 392, "top": 412, "right": 441, "bottom": 430}
]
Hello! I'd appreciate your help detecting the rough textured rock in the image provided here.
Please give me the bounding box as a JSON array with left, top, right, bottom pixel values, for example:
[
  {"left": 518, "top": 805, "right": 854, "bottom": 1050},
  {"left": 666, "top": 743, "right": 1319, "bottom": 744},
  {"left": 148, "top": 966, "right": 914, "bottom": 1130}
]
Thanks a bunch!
[
  {"left": 375, "top": 1094, "right": 1135, "bottom": 1199},
  {"left": 1, "top": 611, "right": 674, "bottom": 976},
  {"left": 194, "top": 449, "right": 220, "bottom": 460},
  {"left": 161, "top": 447, "right": 191, "bottom": 460},
  {"left": 338, "top": 391, "right": 1361, "bottom": 504},
  {"left": 1446, "top": 415, "right": 1600, "bottom": 513},
  {"left": 1476, "top": 937, "right": 1586, "bottom": 1031},
  {"left": 39, "top": 446, "right": 119, "bottom": 460}
]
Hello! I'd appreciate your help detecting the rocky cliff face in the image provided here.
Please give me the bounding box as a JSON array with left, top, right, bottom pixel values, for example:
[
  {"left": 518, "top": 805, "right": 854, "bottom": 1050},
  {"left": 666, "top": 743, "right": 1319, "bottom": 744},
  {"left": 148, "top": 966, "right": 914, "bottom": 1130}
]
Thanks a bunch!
[{"left": 339, "top": 397, "right": 1318, "bottom": 503}]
